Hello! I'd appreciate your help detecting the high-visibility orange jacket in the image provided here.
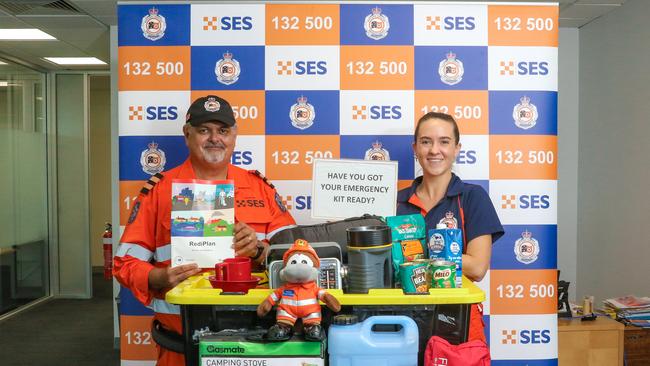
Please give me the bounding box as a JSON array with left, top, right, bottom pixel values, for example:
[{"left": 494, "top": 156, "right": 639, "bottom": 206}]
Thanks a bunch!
[
  {"left": 267, "top": 282, "right": 325, "bottom": 326},
  {"left": 114, "top": 159, "right": 296, "bottom": 365}
]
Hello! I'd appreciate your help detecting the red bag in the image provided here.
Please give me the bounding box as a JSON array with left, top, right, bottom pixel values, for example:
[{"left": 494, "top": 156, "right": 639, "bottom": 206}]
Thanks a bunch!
[{"left": 424, "top": 336, "right": 490, "bottom": 366}]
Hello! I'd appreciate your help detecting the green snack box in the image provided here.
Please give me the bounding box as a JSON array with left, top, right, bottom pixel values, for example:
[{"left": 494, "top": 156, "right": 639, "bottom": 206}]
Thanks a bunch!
[{"left": 386, "top": 214, "right": 427, "bottom": 286}]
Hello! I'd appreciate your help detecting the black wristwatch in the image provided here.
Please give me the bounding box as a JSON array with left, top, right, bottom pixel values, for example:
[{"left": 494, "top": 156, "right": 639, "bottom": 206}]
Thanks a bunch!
[{"left": 251, "top": 243, "right": 265, "bottom": 261}]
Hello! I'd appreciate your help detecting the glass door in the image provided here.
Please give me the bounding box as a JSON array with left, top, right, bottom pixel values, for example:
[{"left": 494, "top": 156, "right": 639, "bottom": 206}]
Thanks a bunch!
[{"left": 0, "top": 59, "right": 49, "bottom": 315}]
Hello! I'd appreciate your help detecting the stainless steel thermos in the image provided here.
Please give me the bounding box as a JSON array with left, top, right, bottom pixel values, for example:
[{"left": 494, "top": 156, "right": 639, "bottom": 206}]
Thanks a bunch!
[{"left": 346, "top": 225, "right": 393, "bottom": 293}]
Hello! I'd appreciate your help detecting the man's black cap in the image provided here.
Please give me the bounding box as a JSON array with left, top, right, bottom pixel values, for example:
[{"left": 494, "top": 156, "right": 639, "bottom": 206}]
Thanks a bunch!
[{"left": 185, "top": 95, "right": 236, "bottom": 127}]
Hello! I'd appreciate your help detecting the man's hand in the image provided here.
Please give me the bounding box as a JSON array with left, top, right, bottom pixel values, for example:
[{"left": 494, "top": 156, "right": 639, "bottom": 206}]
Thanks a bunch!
[
  {"left": 148, "top": 264, "right": 201, "bottom": 290},
  {"left": 233, "top": 222, "right": 259, "bottom": 258}
]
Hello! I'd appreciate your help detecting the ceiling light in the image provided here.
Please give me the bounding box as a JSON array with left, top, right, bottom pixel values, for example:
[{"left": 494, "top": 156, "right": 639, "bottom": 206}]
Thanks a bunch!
[
  {"left": 43, "top": 57, "right": 106, "bottom": 65},
  {"left": 0, "top": 29, "right": 56, "bottom": 40},
  {"left": 0, "top": 81, "right": 7, "bottom": 87},
  {"left": 0, "top": 61, "right": 7, "bottom": 65}
]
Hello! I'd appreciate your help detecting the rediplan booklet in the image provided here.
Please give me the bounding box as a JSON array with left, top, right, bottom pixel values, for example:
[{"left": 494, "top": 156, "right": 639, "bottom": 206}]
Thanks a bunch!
[{"left": 170, "top": 179, "right": 235, "bottom": 268}]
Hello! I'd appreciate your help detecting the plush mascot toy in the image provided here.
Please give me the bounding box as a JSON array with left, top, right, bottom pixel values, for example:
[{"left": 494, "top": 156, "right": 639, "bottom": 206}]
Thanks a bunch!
[{"left": 257, "top": 239, "right": 341, "bottom": 341}]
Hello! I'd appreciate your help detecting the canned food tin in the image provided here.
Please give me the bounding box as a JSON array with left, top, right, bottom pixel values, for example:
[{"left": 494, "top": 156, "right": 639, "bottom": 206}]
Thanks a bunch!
[
  {"left": 431, "top": 260, "right": 457, "bottom": 289},
  {"left": 400, "top": 260, "right": 430, "bottom": 294}
]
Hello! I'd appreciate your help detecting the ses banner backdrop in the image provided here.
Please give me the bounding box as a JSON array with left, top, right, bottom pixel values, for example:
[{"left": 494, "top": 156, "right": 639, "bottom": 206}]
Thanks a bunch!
[{"left": 117, "top": 2, "right": 558, "bottom": 365}]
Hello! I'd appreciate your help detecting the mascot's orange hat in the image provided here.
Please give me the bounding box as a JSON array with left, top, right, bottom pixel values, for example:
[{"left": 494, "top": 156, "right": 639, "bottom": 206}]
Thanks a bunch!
[{"left": 283, "top": 239, "right": 320, "bottom": 267}]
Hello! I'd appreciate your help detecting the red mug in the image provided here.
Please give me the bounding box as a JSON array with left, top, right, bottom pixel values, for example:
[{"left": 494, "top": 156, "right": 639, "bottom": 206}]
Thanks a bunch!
[{"left": 215, "top": 257, "right": 251, "bottom": 281}]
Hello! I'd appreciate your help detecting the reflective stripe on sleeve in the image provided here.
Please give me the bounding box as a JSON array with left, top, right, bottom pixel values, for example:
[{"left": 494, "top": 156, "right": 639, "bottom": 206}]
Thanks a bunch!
[
  {"left": 115, "top": 243, "right": 153, "bottom": 261},
  {"left": 255, "top": 232, "right": 266, "bottom": 241},
  {"left": 317, "top": 290, "right": 326, "bottom": 299},
  {"left": 270, "top": 292, "right": 279, "bottom": 302},
  {"left": 266, "top": 224, "right": 298, "bottom": 241},
  {"left": 154, "top": 244, "right": 171, "bottom": 262},
  {"left": 149, "top": 298, "right": 180, "bottom": 315}
]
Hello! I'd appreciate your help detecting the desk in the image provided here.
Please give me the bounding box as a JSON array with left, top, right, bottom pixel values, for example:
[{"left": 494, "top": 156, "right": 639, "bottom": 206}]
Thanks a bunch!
[
  {"left": 558, "top": 316, "right": 624, "bottom": 366},
  {"left": 624, "top": 325, "right": 650, "bottom": 366}
]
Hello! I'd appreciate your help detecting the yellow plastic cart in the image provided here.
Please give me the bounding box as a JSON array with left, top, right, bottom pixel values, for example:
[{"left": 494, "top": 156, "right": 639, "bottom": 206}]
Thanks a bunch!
[{"left": 167, "top": 273, "right": 485, "bottom": 366}]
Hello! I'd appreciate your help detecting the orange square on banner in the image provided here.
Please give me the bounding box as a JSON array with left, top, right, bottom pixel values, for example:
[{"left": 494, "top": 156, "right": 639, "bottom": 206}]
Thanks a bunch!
[
  {"left": 414, "top": 91, "right": 489, "bottom": 135},
  {"left": 265, "top": 135, "right": 339, "bottom": 180},
  {"left": 488, "top": 6, "right": 558, "bottom": 46},
  {"left": 490, "top": 135, "right": 557, "bottom": 180},
  {"left": 119, "top": 315, "right": 157, "bottom": 360},
  {"left": 190, "top": 91, "right": 265, "bottom": 135},
  {"left": 341, "top": 46, "right": 414, "bottom": 90},
  {"left": 490, "top": 269, "right": 558, "bottom": 315},
  {"left": 398, "top": 179, "right": 413, "bottom": 191},
  {"left": 266, "top": 4, "right": 340, "bottom": 45},
  {"left": 120, "top": 181, "right": 145, "bottom": 227},
  {"left": 118, "top": 46, "right": 190, "bottom": 91}
]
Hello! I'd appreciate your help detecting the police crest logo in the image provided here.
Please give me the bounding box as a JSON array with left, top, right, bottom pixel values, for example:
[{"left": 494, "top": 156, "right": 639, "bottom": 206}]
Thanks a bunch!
[
  {"left": 364, "top": 7, "right": 390, "bottom": 40},
  {"left": 214, "top": 51, "right": 241, "bottom": 85},
  {"left": 438, "top": 51, "right": 464, "bottom": 86},
  {"left": 289, "top": 95, "right": 315, "bottom": 130},
  {"left": 140, "top": 142, "right": 166, "bottom": 175},
  {"left": 512, "top": 96, "right": 539, "bottom": 130},
  {"left": 204, "top": 96, "right": 220, "bottom": 112},
  {"left": 141, "top": 7, "right": 166, "bottom": 41},
  {"left": 438, "top": 211, "right": 458, "bottom": 228},
  {"left": 514, "top": 230, "right": 540, "bottom": 264},
  {"left": 364, "top": 140, "right": 390, "bottom": 161}
]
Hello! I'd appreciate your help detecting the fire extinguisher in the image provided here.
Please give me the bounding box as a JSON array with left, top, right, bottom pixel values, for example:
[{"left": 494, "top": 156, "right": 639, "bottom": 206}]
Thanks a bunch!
[{"left": 103, "top": 222, "right": 113, "bottom": 280}]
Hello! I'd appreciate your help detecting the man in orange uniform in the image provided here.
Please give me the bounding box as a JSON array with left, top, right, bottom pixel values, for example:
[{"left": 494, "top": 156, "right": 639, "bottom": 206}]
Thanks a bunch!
[{"left": 114, "top": 95, "right": 296, "bottom": 365}]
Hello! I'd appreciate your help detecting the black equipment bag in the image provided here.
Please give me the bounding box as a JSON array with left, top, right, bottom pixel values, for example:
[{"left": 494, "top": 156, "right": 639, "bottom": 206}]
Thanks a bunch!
[{"left": 268, "top": 214, "right": 385, "bottom": 262}]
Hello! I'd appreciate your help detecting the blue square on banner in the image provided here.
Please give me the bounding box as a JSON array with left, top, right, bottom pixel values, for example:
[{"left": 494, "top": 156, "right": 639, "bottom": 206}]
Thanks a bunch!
[
  {"left": 265, "top": 91, "right": 340, "bottom": 135},
  {"left": 119, "top": 136, "right": 187, "bottom": 181},
  {"left": 489, "top": 91, "right": 558, "bottom": 135},
  {"left": 118, "top": 287, "right": 154, "bottom": 316},
  {"left": 491, "top": 225, "right": 557, "bottom": 270},
  {"left": 191, "top": 46, "right": 264, "bottom": 90},
  {"left": 464, "top": 179, "right": 489, "bottom": 194},
  {"left": 492, "top": 360, "right": 558, "bottom": 366},
  {"left": 415, "top": 46, "right": 487, "bottom": 90},
  {"left": 340, "top": 135, "right": 413, "bottom": 179},
  {"left": 118, "top": 4, "right": 190, "bottom": 46},
  {"left": 340, "top": 4, "right": 413, "bottom": 45}
]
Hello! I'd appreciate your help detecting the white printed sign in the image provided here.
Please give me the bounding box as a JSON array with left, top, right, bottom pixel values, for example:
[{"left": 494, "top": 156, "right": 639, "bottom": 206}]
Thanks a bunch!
[{"left": 311, "top": 159, "right": 398, "bottom": 220}]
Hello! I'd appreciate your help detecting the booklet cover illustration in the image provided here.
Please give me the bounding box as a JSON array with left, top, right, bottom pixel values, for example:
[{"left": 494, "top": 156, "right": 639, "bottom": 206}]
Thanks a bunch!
[{"left": 171, "top": 179, "right": 235, "bottom": 267}]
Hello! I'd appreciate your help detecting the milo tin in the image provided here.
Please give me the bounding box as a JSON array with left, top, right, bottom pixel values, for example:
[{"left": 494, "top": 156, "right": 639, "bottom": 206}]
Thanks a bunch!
[
  {"left": 431, "top": 260, "right": 457, "bottom": 289},
  {"left": 399, "top": 260, "right": 430, "bottom": 294}
]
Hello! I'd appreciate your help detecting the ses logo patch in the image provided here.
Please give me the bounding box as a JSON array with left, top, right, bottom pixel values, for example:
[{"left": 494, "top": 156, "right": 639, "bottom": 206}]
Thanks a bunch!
[
  {"left": 489, "top": 180, "right": 557, "bottom": 225},
  {"left": 119, "top": 91, "right": 190, "bottom": 136},
  {"left": 128, "top": 105, "right": 178, "bottom": 121},
  {"left": 265, "top": 46, "right": 339, "bottom": 90},
  {"left": 190, "top": 4, "right": 264, "bottom": 45},
  {"left": 339, "top": 90, "right": 413, "bottom": 135},
  {"left": 488, "top": 46, "right": 557, "bottom": 91},
  {"left": 414, "top": 4, "right": 487, "bottom": 46},
  {"left": 501, "top": 329, "right": 551, "bottom": 345},
  {"left": 490, "top": 314, "right": 558, "bottom": 359}
]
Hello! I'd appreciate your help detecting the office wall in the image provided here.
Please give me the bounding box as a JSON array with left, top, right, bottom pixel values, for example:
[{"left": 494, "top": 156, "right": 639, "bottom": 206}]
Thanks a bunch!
[
  {"left": 557, "top": 28, "right": 579, "bottom": 301},
  {"left": 89, "top": 75, "right": 111, "bottom": 268},
  {"left": 578, "top": 0, "right": 650, "bottom": 302},
  {"left": 56, "top": 74, "right": 91, "bottom": 298}
]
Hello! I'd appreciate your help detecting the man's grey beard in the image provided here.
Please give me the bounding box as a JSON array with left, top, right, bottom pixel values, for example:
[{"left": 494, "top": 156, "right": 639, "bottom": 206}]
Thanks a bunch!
[{"left": 201, "top": 143, "right": 226, "bottom": 163}]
